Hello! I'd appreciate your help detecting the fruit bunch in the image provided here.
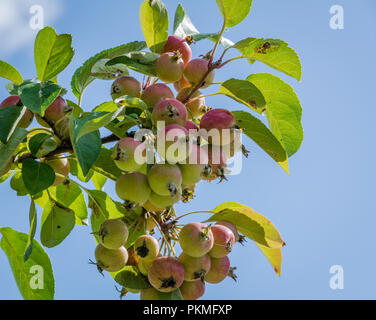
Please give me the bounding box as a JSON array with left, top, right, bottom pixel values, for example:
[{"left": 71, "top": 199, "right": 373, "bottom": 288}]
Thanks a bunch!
[
  {"left": 93, "top": 218, "right": 240, "bottom": 300},
  {"left": 0, "top": 0, "right": 302, "bottom": 300}
]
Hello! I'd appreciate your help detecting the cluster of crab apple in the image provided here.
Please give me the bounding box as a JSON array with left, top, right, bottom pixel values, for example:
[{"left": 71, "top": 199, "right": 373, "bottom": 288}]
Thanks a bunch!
[
  {"left": 93, "top": 217, "right": 240, "bottom": 300},
  {"left": 111, "top": 35, "right": 243, "bottom": 209}
]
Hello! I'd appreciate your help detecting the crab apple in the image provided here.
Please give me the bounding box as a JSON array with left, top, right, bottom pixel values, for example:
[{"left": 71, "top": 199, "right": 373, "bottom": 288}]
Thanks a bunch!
[
  {"left": 147, "top": 164, "right": 182, "bottom": 197},
  {"left": 134, "top": 235, "right": 159, "bottom": 261},
  {"left": 202, "top": 145, "right": 227, "bottom": 181},
  {"left": 184, "top": 59, "right": 215, "bottom": 89},
  {"left": 55, "top": 118, "right": 70, "bottom": 140},
  {"left": 152, "top": 98, "right": 187, "bottom": 127},
  {"left": 44, "top": 96, "right": 70, "bottom": 123},
  {"left": 179, "top": 222, "right": 214, "bottom": 258},
  {"left": 126, "top": 246, "right": 140, "bottom": 266},
  {"left": 163, "top": 35, "right": 192, "bottom": 65},
  {"left": 112, "top": 137, "right": 146, "bottom": 172},
  {"left": 178, "top": 253, "right": 211, "bottom": 282},
  {"left": 179, "top": 280, "right": 205, "bottom": 300},
  {"left": 115, "top": 172, "right": 151, "bottom": 204},
  {"left": 208, "top": 224, "right": 235, "bottom": 258},
  {"left": 155, "top": 52, "right": 185, "bottom": 84},
  {"left": 200, "top": 109, "right": 237, "bottom": 146},
  {"left": 179, "top": 145, "right": 208, "bottom": 185},
  {"left": 176, "top": 88, "right": 206, "bottom": 119},
  {"left": 174, "top": 76, "right": 191, "bottom": 92},
  {"left": 94, "top": 244, "right": 128, "bottom": 273},
  {"left": 157, "top": 124, "right": 192, "bottom": 164},
  {"left": 42, "top": 156, "right": 70, "bottom": 186},
  {"left": 205, "top": 256, "right": 230, "bottom": 284},
  {"left": 216, "top": 221, "right": 240, "bottom": 242},
  {"left": 98, "top": 219, "right": 129, "bottom": 250},
  {"left": 141, "top": 83, "right": 174, "bottom": 107},
  {"left": 111, "top": 76, "right": 142, "bottom": 100},
  {"left": 0, "top": 95, "right": 34, "bottom": 128},
  {"left": 149, "top": 190, "right": 181, "bottom": 209},
  {"left": 148, "top": 256, "right": 184, "bottom": 293}
]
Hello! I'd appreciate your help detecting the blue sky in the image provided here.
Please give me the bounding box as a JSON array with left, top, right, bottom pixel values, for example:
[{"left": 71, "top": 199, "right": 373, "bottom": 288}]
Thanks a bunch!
[{"left": 0, "top": 0, "right": 375, "bottom": 299}]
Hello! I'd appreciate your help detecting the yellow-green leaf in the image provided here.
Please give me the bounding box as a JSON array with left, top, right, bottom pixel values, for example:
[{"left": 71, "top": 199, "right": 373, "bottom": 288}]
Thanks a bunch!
[
  {"left": 247, "top": 73, "right": 303, "bottom": 157},
  {"left": 0, "top": 60, "right": 23, "bottom": 85},
  {"left": 34, "top": 26, "right": 74, "bottom": 81},
  {"left": 216, "top": 0, "right": 253, "bottom": 27},
  {"left": 256, "top": 243, "right": 282, "bottom": 276},
  {"left": 139, "top": 0, "right": 169, "bottom": 53},
  {"left": 208, "top": 202, "right": 285, "bottom": 248}
]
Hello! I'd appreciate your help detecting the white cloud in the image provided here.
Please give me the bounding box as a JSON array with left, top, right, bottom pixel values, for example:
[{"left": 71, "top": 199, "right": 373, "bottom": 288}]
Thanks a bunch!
[{"left": 0, "top": 0, "right": 63, "bottom": 57}]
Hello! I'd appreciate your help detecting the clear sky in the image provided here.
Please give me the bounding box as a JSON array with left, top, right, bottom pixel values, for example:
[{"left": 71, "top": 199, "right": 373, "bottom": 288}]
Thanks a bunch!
[{"left": 0, "top": 0, "right": 375, "bottom": 300}]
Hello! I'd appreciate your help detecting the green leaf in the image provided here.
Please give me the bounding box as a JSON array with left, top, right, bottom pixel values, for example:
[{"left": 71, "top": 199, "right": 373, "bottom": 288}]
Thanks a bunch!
[
  {"left": 139, "top": 0, "right": 169, "bottom": 53},
  {"left": 74, "top": 108, "right": 125, "bottom": 143},
  {"left": 256, "top": 243, "right": 282, "bottom": 276},
  {"left": 90, "top": 58, "right": 129, "bottom": 80},
  {"left": 0, "top": 60, "right": 23, "bottom": 85},
  {"left": 24, "top": 199, "right": 37, "bottom": 262},
  {"left": 40, "top": 201, "right": 75, "bottom": 248},
  {"left": 233, "top": 111, "right": 289, "bottom": 174},
  {"left": 218, "top": 79, "right": 266, "bottom": 112},
  {"left": 0, "top": 128, "right": 28, "bottom": 174},
  {"left": 173, "top": 3, "right": 199, "bottom": 38},
  {"left": 0, "top": 105, "right": 26, "bottom": 144},
  {"left": 28, "top": 133, "right": 58, "bottom": 157},
  {"left": 69, "top": 117, "right": 102, "bottom": 177},
  {"left": 216, "top": 0, "right": 253, "bottom": 27},
  {"left": 106, "top": 52, "right": 159, "bottom": 77},
  {"left": 18, "top": 81, "right": 62, "bottom": 116},
  {"left": 208, "top": 202, "right": 285, "bottom": 248},
  {"left": 246, "top": 73, "right": 303, "bottom": 156},
  {"left": 114, "top": 266, "right": 151, "bottom": 290},
  {"left": 22, "top": 159, "right": 55, "bottom": 195},
  {"left": 34, "top": 26, "right": 74, "bottom": 81},
  {"left": 71, "top": 41, "right": 146, "bottom": 100},
  {"left": 10, "top": 172, "right": 28, "bottom": 196},
  {"left": 48, "top": 182, "right": 88, "bottom": 225},
  {"left": 233, "top": 38, "right": 302, "bottom": 81},
  {"left": 0, "top": 227, "right": 55, "bottom": 300}
]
